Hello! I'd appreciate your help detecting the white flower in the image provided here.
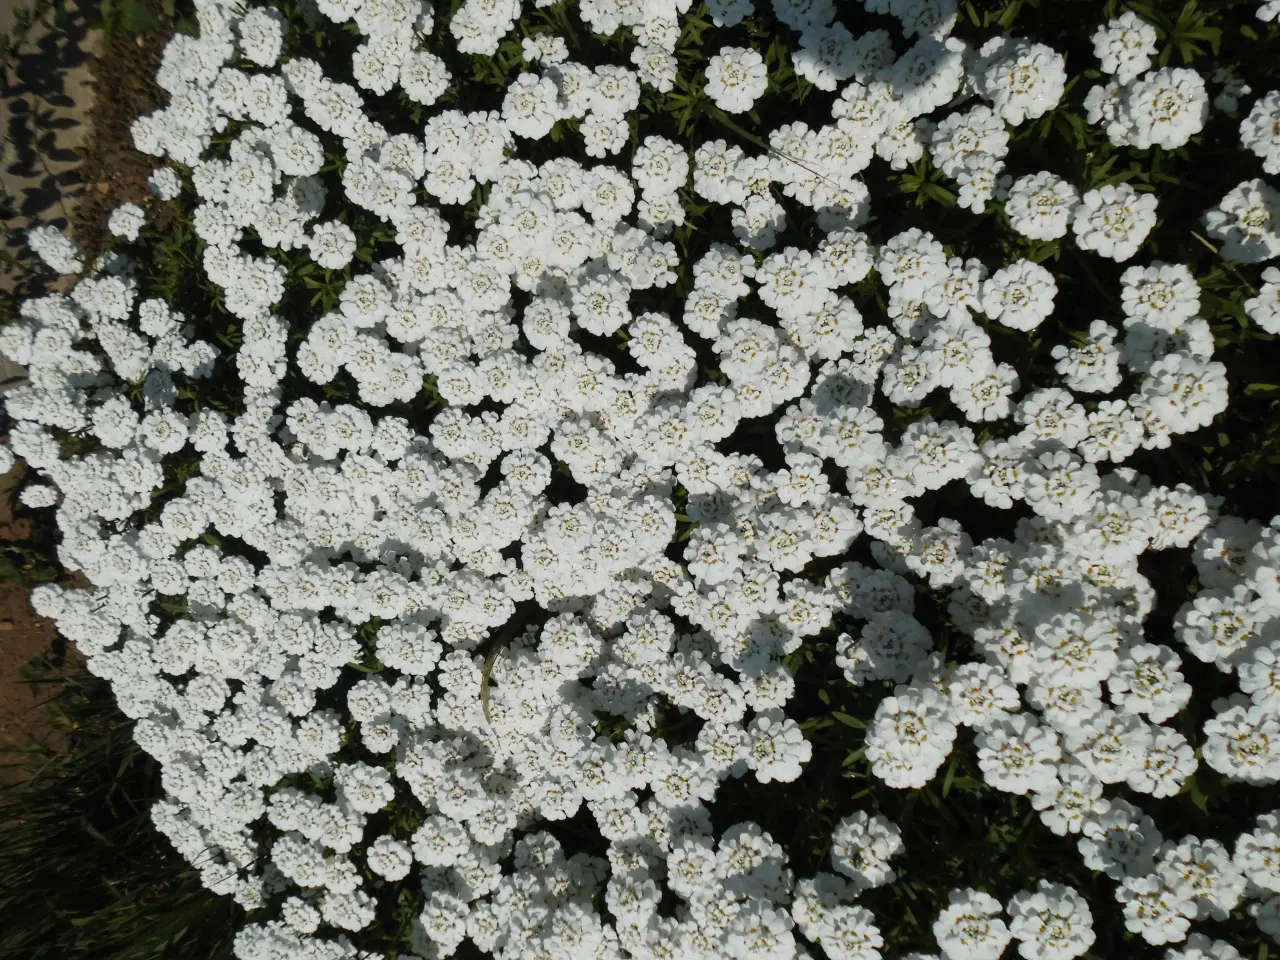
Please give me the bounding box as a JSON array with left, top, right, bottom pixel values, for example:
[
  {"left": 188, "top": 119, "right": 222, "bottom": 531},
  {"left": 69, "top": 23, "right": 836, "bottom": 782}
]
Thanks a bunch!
[
  {"left": 982, "top": 259, "right": 1057, "bottom": 331},
  {"left": 1126, "top": 727, "right": 1197, "bottom": 798},
  {"left": 589, "top": 65, "right": 640, "bottom": 118},
  {"left": 522, "top": 34, "right": 568, "bottom": 65},
  {"left": 1122, "top": 68, "right": 1209, "bottom": 150},
  {"left": 746, "top": 709, "right": 811, "bottom": 783},
  {"left": 1007, "top": 881, "right": 1095, "bottom": 960},
  {"left": 19, "top": 484, "right": 59, "bottom": 508},
  {"left": 580, "top": 112, "right": 629, "bottom": 158},
  {"left": 1163, "top": 935, "right": 1246, "bottom": 960},
  {"left": 931, "top": 105, "right": 1010, "bottom": 178},
  {"left": 308, "top": 221, "right": 357, "bottom": 270},
  {"left": 1246, "top": 266, "right": 1280, "bottom": 333},
  {"left": 631, "top": 44, "right": 678, "bottom": 93},
  {"left": 1108, "top": 643, "right": 1191, "bottom": 723},
  {"left": 794, "top": 23, "right": 857, "bottom": 92},
  {"left": 1073, "top": 183, "right": 1159, "bottom": 262},
  {"left": 147, "top": 166, "right": 183, "bottom": 200},
  {"left": 14, "top": 7, "right": 1280, "bottom": 956},
  {"left": 1204, "top": 177, "right": 1280, "bottom": 262},
  {"left": 1092, "top": 11, "right": 1159, "bottom": 84},
  {"left": 107, "top": 203, "right": 148, "bottom": 241},
  {"left": 727, "top": 898, "right": 797, "bottom": 960},
  {"left": 1051, "top": 320, "right": 1122, "bottom": 393},
  {"left": 1243, "top": 91, "right": 1280, "bottom": 175},
  {"left": 1120, "top": 261, "right": 1200, "bottom": 331},
  {"left": 707, "top": 0, "right": 754, "bottom": 27},
  {"left": 335, "top": 761, "right": 396, "bottom": 814},
  {"left": 26, "top": 224, "right": 84, "bottom": 274},
  {"left": 503, "top": 73, "right": 559, "bottom": 140},
  {"left": 974, "top": 712, "right": 1061, "bottom": 794},
  {"left": 366, "top": 834, "right": 413, "bottom": 880},
  {"left": 1240, "top": 639, "right": 1280, "bottom": 714},
  {"left": 705, "top": 46, "right": 769, "bottom": 114},
  {"left": 400, "top": 50, "right": 451, "bottom": 105},
  {"left": 829, "top": 811, "right": 903, "bottom": 890},
  {"left": 1005, "top": 172, "right": 1080, "bottom": 241},
  {"left": 955, "top": 152, "right": 1008, "bottom": 214},
  {"left": 1116, "top": 875, "right": 1196, "bottom": 945},
  {"left": 977, "top": 38, "right": 1067, "bottom": 126},
  {"left": 237, "top": 7, "right": 285, "bottom": 67},
  {"left": 948, "top": 661, "right": 1019, "bottom": 726},
  {"left": 772, "top": 0, "right": 835, "bottom": 31},
  {"left": 866, "top": 684, "right": 957, "bottom": 789},
  {"left": 1234, "top": 812, "right": 1280, "bottom": 893},
  {"left": 632, "top": 135, "right": 690, "bottom": 198},
  {"left": 933, "top": 888, "right": 1012, "bottom": 960},
  {"left": 1203, "top": 699, "right": 1280, "bottom": 784}
]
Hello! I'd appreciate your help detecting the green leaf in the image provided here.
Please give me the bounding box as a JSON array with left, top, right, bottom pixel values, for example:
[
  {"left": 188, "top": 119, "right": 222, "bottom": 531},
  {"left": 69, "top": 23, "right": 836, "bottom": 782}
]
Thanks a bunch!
[
  {"left": 832, "top": 711, "right": 865, "bottom": 729},
  {"left": 921, "top": 182, "right": 956, "bottom": 207},
  {"left": 118, "top": 0, "right": 159, "bottom": 32},
  {"left": 941, "top": 755, "right": 958, "bottom": 797},
  {"left": 1185, "top": 775, "right": 1209, "bottom": 813},
  {"left": 1245, "top": 383, "right": 1280, "bottom": 396}
]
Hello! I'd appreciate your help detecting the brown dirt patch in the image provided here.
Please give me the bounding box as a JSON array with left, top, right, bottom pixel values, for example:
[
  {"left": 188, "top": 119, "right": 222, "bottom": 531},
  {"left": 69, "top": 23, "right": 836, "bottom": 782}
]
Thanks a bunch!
[
  {"left": 0, "top": 465, "right": 61, "bottom": 787},
  {"left": 68, "top": 0, "right": 176, "bottom": 259}
]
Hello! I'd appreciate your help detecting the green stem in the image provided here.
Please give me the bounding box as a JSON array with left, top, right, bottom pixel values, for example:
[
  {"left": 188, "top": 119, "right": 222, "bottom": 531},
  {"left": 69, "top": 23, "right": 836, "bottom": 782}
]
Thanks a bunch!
[
  {"left": 1191, "top": 230, "right": 1259, "bottom": 297},
  {"left": 700, "top": 101, "right": 844, "bottom": 192}
]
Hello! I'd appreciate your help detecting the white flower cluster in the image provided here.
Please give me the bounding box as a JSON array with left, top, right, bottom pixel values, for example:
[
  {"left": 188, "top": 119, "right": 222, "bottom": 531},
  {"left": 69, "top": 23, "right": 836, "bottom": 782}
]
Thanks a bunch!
[
  {"left": 108, "top": 202, "right": 149, "bottom": 241},
  {"left": 931, "top": 884, "right": 1093, "bottom": 960},
  {"left": 27, "top": 223, "right": 85, "bottom": 274},
  {"left": 1086, "top": 13, "right": 1209, "bottom": 152},
  {"left": 3, "top": 2, "right": 1279, "bottom": 960}
]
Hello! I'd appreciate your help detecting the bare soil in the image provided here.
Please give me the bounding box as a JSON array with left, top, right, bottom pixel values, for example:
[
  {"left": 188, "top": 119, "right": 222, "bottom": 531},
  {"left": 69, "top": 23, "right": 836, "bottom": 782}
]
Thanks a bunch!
[
  {"left": 0, "top": 466, "right": 61, "bottom": 787},
  {"left": 68, "top": 0, "right": 175, "bottom": 258}
]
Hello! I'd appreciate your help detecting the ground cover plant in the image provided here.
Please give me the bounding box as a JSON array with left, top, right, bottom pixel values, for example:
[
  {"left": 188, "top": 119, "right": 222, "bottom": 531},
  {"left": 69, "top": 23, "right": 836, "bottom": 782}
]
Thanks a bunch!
[{"left": 4, "top": 0, "right": 1280, "bottom": 958}]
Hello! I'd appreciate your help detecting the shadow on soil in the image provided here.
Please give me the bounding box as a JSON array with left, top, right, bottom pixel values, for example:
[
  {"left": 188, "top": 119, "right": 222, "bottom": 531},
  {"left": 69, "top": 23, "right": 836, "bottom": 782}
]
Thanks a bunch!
[{"left": 1, "top": 0, "right": 100, "bottom": 303}]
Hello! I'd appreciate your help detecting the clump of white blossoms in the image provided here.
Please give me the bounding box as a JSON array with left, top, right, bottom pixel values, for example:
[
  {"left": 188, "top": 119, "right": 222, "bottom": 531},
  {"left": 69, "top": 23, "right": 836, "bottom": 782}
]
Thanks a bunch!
[
  {"left": 1242, "top": 90, "right": 1280, "bottom": 175},
  {"left": 4, "top": 1, "right": 1277, "bottom": 959},
  {"left": 1246, "top": 266, "right": 1280, "bottom": 334},
  {"left": 26, "top": 223, "right": 84, "bottom": 274},
  {"left": 1204, "top": 177, "right": 1280, "bottom": 262},
  {"left": 933, "top": 888, "right": 1012, "bottom": 960},
  {"left": 1072, "top": 183, "right": 1159, "bottom": 262},
  {"left": 107, "top": 202, "right": 148, "bottom": 241},
  {"left": 973, "top": 37, "right": 1067, "bottom": 126},
  {"left": 1004, "top": 172, "right": 1079, "bottom": 241},
  {"left": 148, "top": 165, "right": 184, "bottom": 201},
  {"left": 1109, "top": 67, "right": 1209, "bottom": 150},
  {"left": 1007, "top": 881, "right": 1095, "bottom": 960},
  {"left": 1092, "top": 11, "right": 1159, "bottom": 85},
  {"left": 307, "top": 220, "right": 357, "bottom": 269},
  {"left": 705, "top": 46, "right": 769, "bottom": 113}
]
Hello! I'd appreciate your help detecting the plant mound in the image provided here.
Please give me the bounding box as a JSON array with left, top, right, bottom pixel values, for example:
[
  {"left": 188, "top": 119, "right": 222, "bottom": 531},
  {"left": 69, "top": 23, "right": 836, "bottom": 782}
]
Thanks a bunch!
[{"left": 5, "top": 0, "right": 1280, "bottom": 959}]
